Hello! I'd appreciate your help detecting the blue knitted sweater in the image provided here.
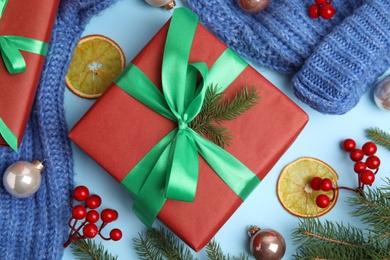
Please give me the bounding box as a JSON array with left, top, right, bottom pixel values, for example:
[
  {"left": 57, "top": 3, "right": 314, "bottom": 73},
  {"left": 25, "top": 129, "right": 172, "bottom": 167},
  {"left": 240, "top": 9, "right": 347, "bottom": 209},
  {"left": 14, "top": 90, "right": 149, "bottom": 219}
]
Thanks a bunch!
[
  {"left": 184, "top": 0, "right": 390, "bottom": 114},
  {"left": 0, "top": 0, "right": 116, "bottom": 259}
]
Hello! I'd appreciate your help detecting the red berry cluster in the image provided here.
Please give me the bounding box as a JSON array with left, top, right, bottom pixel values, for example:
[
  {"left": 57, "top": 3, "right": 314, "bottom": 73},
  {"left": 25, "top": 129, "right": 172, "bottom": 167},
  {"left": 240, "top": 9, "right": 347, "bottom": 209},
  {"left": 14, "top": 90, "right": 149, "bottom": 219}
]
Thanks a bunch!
[
  {"left": 63, "top": 185, "right": 122, "bottom": 248},
  {"left": 310, "top": 177, "right": 336, "bottom": 208},
  {"left": 342, "top": 139, "right": 380, "bottom": 189},
  {"left": 308, "top": 138, "right": 381, "bottom": 210},
  {"left": 308, "top": 0, "right": 335, "bottom": 19}
]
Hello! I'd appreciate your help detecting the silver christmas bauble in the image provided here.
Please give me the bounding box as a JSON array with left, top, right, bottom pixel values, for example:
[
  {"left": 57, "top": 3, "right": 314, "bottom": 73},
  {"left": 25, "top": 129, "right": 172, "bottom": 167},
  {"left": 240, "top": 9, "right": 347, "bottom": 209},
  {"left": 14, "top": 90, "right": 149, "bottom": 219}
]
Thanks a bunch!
[
  {"left": 374, "top": 76, "right": 390, "bottom": 111},
  {"left": 3, "top": 160, "right": 44, "bottom": 198}
]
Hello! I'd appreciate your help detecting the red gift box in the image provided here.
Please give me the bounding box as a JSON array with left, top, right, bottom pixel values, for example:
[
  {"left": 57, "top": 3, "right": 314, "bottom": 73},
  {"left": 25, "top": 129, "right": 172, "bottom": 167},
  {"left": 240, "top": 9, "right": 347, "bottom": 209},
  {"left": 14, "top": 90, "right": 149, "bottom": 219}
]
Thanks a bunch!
[
  {"left": 69, "top": 8, "right": 308, "bottom": 251},
  {"left": 0, "top": 0, "right": 59, "bottom": 151}
]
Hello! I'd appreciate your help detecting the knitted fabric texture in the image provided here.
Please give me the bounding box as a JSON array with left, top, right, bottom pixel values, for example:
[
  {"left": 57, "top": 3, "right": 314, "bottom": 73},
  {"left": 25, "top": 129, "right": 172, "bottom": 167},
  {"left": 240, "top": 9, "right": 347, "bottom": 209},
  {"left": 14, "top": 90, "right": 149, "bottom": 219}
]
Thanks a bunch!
[
  {"left": 0, "top": 0, "right": 117, "bottom": 259},
  {"left": 184, "top": 0, "right": 390, "bottom": 114}
]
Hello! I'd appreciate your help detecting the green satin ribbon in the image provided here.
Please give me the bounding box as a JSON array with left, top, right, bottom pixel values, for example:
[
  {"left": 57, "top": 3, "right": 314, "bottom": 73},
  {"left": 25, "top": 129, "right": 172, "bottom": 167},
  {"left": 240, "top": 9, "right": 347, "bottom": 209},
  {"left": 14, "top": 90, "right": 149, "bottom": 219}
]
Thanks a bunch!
[
  {"left": 0, "top": 118, "right": 17, "bottom": 151},
  {"left": 0, "top": 36, "right": 48, "bottom": 74},
  {"left": 115, "top": 7, "right": 261, "bottom": 227},
  {"left": 0, "top": 0, "right": 7, "bottom": 18}
]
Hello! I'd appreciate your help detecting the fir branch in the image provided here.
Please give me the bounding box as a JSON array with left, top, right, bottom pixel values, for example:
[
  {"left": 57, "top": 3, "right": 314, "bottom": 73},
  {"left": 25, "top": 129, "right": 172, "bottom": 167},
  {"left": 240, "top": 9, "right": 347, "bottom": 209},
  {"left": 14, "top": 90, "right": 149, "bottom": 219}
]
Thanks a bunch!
[
  {"left": 206, "top": 240, "right": 249, "bottom": 260},
  {"left": 202, "top": 84, "right": 225, "bottom": 120},
  {"left": 292, "top": 218, "right": 374, "bottom": 259},
  {"left": 133, "top": 231, "right": 164, "bottom": 260},
  {"left": 70, "top": 239, "right": 118, "bottom": 260},
  {"left": 213, "top": 86, "right": 260, "bottom": 122},
  {"left": 365, "top": 127, "right": 390, "bottom": 152},
  {"left": 206, "top": 240, "right": 226, "bottom": 260},
  {"left": 204, "top": 122, "right": 233, "bottom": 148},
  {"left": 293, "top": 181, "right": 390, "bottom": 260},
  {"left": 189, "top": 84, "right": 260, "bottom": 148},
  {"left": 133, "top": 227, "right": 194, "bottom": 260},
  {"left": 133, "top": 228, "right": 249, "bottom": 260},
  {"left": 348, "top": 178, "right": 390, "bottom": 245}
]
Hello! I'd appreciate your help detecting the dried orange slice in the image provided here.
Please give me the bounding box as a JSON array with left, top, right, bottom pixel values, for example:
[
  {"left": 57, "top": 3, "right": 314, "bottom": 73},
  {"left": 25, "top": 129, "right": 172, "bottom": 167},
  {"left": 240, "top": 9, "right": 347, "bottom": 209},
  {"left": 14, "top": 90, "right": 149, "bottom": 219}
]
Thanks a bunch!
[
  {"left": 66, "top": 34, "right": 126, "bottom": 98},
  {"left": 277, "top": 157, "right": 339, "bottom": 218}
]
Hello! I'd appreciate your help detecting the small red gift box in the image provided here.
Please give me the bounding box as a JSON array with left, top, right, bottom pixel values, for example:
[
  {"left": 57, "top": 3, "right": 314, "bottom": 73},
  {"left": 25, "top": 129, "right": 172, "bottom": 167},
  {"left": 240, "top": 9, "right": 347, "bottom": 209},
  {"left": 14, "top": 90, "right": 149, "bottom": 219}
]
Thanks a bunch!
[
  {"left": 69, "top": 8, "right": 308, "bottom": 251},
  {"left": 0, "top": 0, "right": 59, "bottom": 151}
]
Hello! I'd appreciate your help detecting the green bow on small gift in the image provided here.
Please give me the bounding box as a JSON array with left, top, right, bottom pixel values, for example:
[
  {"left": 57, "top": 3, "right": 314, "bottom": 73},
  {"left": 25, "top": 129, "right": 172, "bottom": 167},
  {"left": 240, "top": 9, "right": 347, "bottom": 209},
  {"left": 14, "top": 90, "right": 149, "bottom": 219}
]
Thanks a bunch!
[
  {"left": 0, "top": 0, "right": 49, "bottom": 151},
  {"left": 115, "top": 8, "right": 261, "bottom": 227}
]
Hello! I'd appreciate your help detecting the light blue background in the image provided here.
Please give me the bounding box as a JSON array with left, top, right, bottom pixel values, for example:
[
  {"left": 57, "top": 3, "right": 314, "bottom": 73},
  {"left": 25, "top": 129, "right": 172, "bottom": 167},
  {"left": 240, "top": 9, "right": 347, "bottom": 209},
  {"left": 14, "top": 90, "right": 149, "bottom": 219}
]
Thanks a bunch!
[{"left": 63, "top": 1, "right": 390, "bottom": 259}]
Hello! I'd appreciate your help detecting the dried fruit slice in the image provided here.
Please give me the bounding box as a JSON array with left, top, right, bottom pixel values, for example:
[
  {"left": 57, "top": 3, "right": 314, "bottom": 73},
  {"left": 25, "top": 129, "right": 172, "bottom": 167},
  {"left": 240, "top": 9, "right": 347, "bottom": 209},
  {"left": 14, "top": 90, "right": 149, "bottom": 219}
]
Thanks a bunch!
[
  {"left": 66, "top": 34, "right": 126, "bottom": 98},
  {"left": 277, "top": 157, "right": 339, "bottom": 218}
]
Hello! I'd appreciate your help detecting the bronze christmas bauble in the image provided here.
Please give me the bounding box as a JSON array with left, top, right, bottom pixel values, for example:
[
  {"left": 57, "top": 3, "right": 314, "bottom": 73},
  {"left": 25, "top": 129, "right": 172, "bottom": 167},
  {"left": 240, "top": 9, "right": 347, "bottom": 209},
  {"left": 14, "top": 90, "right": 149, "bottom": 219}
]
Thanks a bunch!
[
  {"left": 236, "top": 0, "right": 270, "bottom": 14},
  {"left": 249, "top": 227, "right": 286, "bottom": 260}
]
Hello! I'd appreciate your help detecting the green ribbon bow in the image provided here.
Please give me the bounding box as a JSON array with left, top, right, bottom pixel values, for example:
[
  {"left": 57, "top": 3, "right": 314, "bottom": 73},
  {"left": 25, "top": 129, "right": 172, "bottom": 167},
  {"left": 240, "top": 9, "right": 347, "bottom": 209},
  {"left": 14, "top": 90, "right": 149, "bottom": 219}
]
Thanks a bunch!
[
  {"left": 0, "top": 1, "right": 49, "bottom": 151},
  {"left": 115, "top": 7, "right": 261, "bottom": 227}
]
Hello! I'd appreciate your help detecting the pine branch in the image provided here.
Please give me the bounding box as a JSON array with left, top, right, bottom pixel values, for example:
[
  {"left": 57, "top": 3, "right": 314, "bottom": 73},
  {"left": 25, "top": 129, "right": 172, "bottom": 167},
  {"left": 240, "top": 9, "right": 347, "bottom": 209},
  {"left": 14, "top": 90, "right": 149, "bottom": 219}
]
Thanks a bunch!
[
  {"left": 205, "top": 122, "right": 233, "bottom": 148},
  {"left": 365, "top": 127, "right": 390, "bottom": 152},
  {"left": 206, "top": 240, "right": 226, "bottom": 260},
  {"left": 348, "top": 178, "right": 390, "bottom": 245},
  {"left": 292, "top": 218, "right": 371, "bottom": 259},
  {"left": 133, "top": 228, "right": 249, "bottom": 260},
  {"left": 293, "top": 181, "right": 390, "bottom": 260},
  {"left": 206, "top": 240, "right": 249, "bottom": 260},
  {"left": 70, "top": 239, "right": 118, "bottom": 260},
  {"left": 133, "top": 232, "right": 164, "bottom": 260},
  {"left": 202, "top": 84, "right": 225, "bottom": 119},
  {"left": 133, "top": 227, "right": 194, "bottom": 260},
  {"left": 189, "top": 84, "right": 260, "bottom": 148},
  {"left": 213, "top": 86, "right": 260, "bottom": 122}
]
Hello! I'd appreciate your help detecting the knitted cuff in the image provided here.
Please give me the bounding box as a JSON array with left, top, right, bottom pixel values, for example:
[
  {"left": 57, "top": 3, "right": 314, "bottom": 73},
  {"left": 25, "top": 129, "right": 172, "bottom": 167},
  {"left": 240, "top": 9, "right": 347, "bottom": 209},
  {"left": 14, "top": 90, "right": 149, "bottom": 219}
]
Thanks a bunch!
[
  {"left": 292, "top": 0, "right": 390, "bottom": 115},
  {"left": 183, "top": 0, "right": 361, "bottom": 74}
]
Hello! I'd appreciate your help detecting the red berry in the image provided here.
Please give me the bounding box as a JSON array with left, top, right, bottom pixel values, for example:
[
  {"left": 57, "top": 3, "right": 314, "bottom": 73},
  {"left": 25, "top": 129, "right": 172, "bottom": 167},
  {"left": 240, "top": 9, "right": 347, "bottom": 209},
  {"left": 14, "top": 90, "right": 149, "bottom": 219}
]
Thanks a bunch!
[
  {"left": 342, "top": 138, "right": 356, "bottom": 152},
  {"left": 320, "top": 3, "right": 335, "bottom": 19},
  {"left": 360, "top": 170, "right": 375, "bottom": 185},
  {"left": 86, "top": 210, "right": 99, "bottom": 223},
  {"left": 320, "top": 178, "right": 333, "bottom": 191},
  {"left": 101, "top": 209, "right": 118, "bottom": 223},
  {"left": 362, "top": 142, "right": 377, "bottom": 156},
  {"left": 86, "top": 195, "right": 102, "bottom": 209},
  {"left": 365, "top": 155, "right": 380, "bottom": 169},
  {"left": 316, "top": 194, "right": 330, "bottom": 208},
  {"left": 354, "top": 161, "right": 367, "bottom": 173},
  {"left": 350, "top": 149, "right": 364, "bottom": 162},
  {"left": 72, "top": 205, "right": 87, "bottom": 220},
  {"left": 110, "top": 228, "right": 122, "bottom": 241},
  {"left": 308, "top": 4, "right": 320, "bottom": 18},
  {"left": 73, "top": 186, "right": 89, "bottom": 201},
  {"left": 315, "top": 0, "right": 327, "bottom": 4},
  {"left": 83, "top": 223, "right": 98, "bottom": 238},
  {"left": 310, "top": 177, "right": 322, "bottom": 191}
]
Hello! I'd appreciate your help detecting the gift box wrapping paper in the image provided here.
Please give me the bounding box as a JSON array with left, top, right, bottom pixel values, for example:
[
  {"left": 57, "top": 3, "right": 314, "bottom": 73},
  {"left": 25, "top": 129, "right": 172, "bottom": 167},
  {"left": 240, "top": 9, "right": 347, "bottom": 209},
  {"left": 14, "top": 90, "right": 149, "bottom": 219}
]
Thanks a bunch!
[{"left": 0, "top": 0, "right": 59, "bottom": 150}]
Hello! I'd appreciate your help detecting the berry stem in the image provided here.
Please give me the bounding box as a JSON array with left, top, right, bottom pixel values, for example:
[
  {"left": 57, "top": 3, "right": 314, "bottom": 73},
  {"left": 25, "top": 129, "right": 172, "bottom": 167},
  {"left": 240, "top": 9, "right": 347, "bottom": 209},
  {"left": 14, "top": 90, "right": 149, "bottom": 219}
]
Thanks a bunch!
[
  {"left": 64, "top": 219, "right": 87, "bottom": 248},
  {"left": 68, "top": 218, "right": 79, "bottom": 236},
  {"left": 99, "top": 222, "right": 107, "bottom": 231},
  {"left": 99, "top": 233, "right": 111, "bottom": 241},
  {"left": 63, "top": 233, "right": 80, "bottom": 248},
  {"left": 337, "top": 186, "right": 359, "bottom": 193}
]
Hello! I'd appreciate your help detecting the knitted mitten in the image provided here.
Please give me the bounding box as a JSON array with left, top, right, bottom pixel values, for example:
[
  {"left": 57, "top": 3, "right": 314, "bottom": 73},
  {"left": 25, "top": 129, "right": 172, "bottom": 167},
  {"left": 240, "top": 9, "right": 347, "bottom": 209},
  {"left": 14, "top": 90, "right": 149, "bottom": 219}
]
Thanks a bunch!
[
  {"left": 292, "top": 0, "right": 390, "bottom": 114},
  {"left": 0, "top": 0, "right": 117, "bottom": 259},
  {"left": 183, "top": 0, "right": 390, "bottom": 114}
]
